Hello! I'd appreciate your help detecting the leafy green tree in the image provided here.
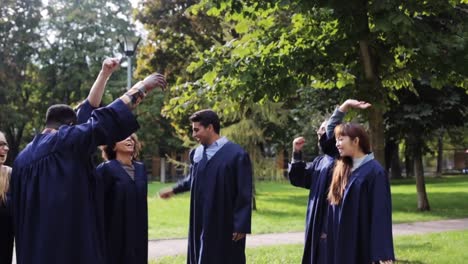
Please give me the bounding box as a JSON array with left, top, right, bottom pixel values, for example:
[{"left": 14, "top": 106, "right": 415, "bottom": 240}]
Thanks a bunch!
[
  {"left": 134, "top": 0, "right": 226, "bottom": 156},
  {"left": 40, "top": 0, "right": 136, "bottom": 105},
  {"left": 135, "top": 0, "right": 223, "bottom": 84},
  {"left": 156, "top": 0, "right": 467, "bottom": 212},
  {"left": 0, "top": 0, "right": 139, "bottom": 162},
  {"left": 385, "top": 83, "right": 468, "bottom": 210},
  {"left": 133, "top": 89, "right": 184, "bottom": 158},
  {"left": 0, "top": 0, "right": 42, "bottom": 164},
  {"left": 169, "top": 0, "right": 468, "bottom": 165}
]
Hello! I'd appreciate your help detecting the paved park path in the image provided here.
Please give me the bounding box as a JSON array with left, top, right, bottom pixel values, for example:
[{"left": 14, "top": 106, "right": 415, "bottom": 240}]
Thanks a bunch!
[
  {"left": 148, "top": 218, "right": 468, "bottom": 259},
  {"left": 10, "top": 218, "right": 468, "bottom": 263}
]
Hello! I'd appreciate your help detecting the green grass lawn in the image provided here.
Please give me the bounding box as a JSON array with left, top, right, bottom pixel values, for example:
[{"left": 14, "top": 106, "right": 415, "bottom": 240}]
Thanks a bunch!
[
  {"left": 147, "top": 175, "right": 468, "bottom": 239},
  {"left": 152, "top": 230, "right": 468, "bottom": 264},
  {"left": 391, "top": 176, "right": 468, "bottom": 223}
]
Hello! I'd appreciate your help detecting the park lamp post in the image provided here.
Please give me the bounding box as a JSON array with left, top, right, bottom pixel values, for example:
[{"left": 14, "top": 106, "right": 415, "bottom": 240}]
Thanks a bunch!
[{"left": 119, "top": 36, "right": 141, "bottom": 90}]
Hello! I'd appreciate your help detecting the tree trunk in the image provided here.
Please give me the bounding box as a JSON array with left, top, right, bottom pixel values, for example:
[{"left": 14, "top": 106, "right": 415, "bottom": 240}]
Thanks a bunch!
[
  {"left": 405, "top": 147, "right": 414, "bottom": 178},
  {"left": 390, "top": 145, "right": 402, "bottom": 179},
  {"left": 384, "top": 139, "right": 393, "bottom": 173},
  {"left": 436, "top": 130, "right": 444, "bottom": 177},
  {"left": 385, "top": 138, "right": 402, "bottom": 179},
  {"left": 368, "top": 106, "right": 386, "bottom": 166},
  {"left": 5, "top": 124, "right": 25, "bottom": 166},
  {"left": 252, "top": 179, "right": 257, "bottom": 211},
  {"left": 353, "top": 1, "right": 386, "bottom": 167},
  {"left": 250, "top": 146, "right": 257, "bottom": 211},
  {"left": 412, "top": 137, "right": 431, "bottom": 211},
  {"left": 358, "top": 39, "right": 386, "bottom": 167}
]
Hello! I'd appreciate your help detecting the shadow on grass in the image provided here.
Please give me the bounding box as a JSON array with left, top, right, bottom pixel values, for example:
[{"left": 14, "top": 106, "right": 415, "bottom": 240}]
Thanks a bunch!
[
  {"left": 395, "top": 260, "right": 425, "bottom": 264},
  {"left": 256, "top": 190, "right": 468, "bottom": 223},
  {"left": 256, "top": 194, "right": 310, "bottom": 207},
  {"left": 394, "top": 241, "right": 438, "bottom": 264},
  {"left": 254, "top": 208, "right": 305, "bottom": 218},
  {"left": 392, "top": 192, "right": 468, "bottom": 220},
  {"left": 254, "top": 177, "right": 468, "bottom": 222},
  {"left": 390, "top": 175, "right": 468, "bottom": 186}
]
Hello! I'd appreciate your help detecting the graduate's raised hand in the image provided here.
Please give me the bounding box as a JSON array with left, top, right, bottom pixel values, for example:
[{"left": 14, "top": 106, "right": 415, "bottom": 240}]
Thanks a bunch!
[
  {"left": 84, "top": 58, "right": 121, "bottom": 108},
  {"left": 159, "top": 188, "right": 175, "bottom": 199},
  {"left": 101, "top": 58, "right": 120, "bottom": 76},
  {"left": 339, "top": 99, "right": 372, "bottom": 112},
  {"left": 232, "top": 232, "right": 245, "bottom": 241},
  {"left": 142, "top": 73, "right": 167, "bottom": 92},
  {"left": 120, "top": 73, "right": 167, "bottom": 109},
  {"left": 293, "top": 137, "right": 306, "bottom": 153}
]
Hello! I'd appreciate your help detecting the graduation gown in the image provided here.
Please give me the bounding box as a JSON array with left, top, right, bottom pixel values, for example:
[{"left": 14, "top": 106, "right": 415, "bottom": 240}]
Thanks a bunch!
[
  {"left": 96, "top": 160, "right": 148, "bottom": 264},
  {"left": 172, "top": 141, "right": 253, "bottom": 264},
  {"left": 76, "top": 99, "right": 96, "bottom": 125},
  {"left": 288, "top": 135, "right": 337, "bottom": 264},
  {"left": 9, "top": 99, "right": 139, "bottom": 264},
  {"left": 0, "top": 201, "right": 13, "bottom": 264},
  {"left": 328, "top": 158, "right": 395, "bottom": 264}
]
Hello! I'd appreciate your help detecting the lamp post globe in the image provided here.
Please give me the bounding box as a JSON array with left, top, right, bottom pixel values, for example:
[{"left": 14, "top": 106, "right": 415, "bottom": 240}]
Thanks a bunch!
[{"left": 119, "top": 36, "right": 141, "bottom": 90}]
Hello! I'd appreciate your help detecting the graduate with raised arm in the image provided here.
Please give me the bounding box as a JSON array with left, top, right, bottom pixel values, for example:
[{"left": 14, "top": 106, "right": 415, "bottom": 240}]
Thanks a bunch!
[
  {"left": 289, "top": 122, "right": 338, "bottom": 264},
  {"left": 75, "top": 57, "right": 121, "bottom": 207},
  {"left": 76, "top": 57, "right": 120, "bottom": 124},
  {"left": 327, "top": 122, "right": 394, "bottom": 264},
  {"left": 9, "top": 73, "right": 166, "bottom": 264},
  {"left": 159, "top": 109, "right": 253, "bottom": 264},
  {"left": 0, "top": 131, "right": 13, "bottom": 264},
  {"left": 289, "top": 99, "right": 371, "bottom": 264},
  {"left": 96, "top": 134, "right": 148, "bottom": 264},
  {"left": 324, "top": 100, "right": 394, "bottom": 264}
]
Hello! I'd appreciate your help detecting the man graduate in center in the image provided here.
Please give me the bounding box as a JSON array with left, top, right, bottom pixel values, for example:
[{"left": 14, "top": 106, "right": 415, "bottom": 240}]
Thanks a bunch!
[{"left": 159, "top": 109, "right": 253, "bottom": 264}]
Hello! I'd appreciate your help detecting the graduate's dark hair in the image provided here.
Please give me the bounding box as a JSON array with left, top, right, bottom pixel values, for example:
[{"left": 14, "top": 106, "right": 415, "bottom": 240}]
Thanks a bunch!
[
  {"left": 45, "top": 104, "right": 77, "bottom": 129},
  {"left": 189, "top": 109, "right": 220, "bottom": 134},
  {"left": 328, "top": 123, "right": 371, "bottom": 205},
  {"left": 102, "top": 133, "right": 141, "bottom": 161}
]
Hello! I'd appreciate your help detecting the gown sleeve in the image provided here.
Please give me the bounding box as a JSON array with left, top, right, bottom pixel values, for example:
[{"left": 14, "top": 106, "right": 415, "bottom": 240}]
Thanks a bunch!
[
  {"left": 59, "top": 99, "right": 139, "bottom": 155},
  {"left": 369, "top": 167, "right": 395, "bottom": 262},
  {"left": 172, "top": 149, "right": 195, "bottom": 194},
  {"left": 76, "top": 99, "right": 97, "bottom": 125},
  {"left": 95, "top": 163, "right": 113, "bottom": 192},
  {"left": 288, "top": 158, "right": 321, "bottom": 190},
  {"left": 232, "top": 151, "right": 253, "bottom": 233},
  {"left": 326, "top": 108, "right": 345, "bottom": 138}
]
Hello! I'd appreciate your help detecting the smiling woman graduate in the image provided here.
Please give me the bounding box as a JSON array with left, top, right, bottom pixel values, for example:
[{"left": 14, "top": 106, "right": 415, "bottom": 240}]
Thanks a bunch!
[
  {"left": 96, "top": 133, "right": 148, "bottom": 264},
  {"left": 326, "top": 123, "right": 394, "bottom": 264}
]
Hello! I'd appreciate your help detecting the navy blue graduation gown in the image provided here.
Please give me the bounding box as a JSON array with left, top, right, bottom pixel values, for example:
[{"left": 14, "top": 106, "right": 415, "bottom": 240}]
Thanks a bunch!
[
  {"left": 172, "top": 142, "right": 253, "bottom": 264},
  {"left": 96, "top": 160, "right": 148, "bottom": 264},
  {"left": 0, "top": 200, "right": 13, "bottom": 264},
  {"left": 328, "top": 159, "right": 395, "bottom": 264},
  {"left": 76, "top": 99, "right": 96, "bottom": 125},
  {"left": 288, "top": 154, "right": 335, "bottom": 264},
  {"left": 288, "top": 134, "right": 338, "bottom": 264},
  {"left": 9, "top": 99, "right": 139, "bottom": 264}
]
